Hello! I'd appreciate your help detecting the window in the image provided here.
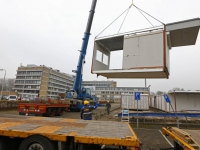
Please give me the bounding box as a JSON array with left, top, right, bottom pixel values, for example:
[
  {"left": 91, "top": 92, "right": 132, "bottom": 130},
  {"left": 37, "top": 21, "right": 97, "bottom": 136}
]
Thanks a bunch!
[
  {"left": 103, "top": 54, "right": 108, "bottom": 65},
  {"left": 25, "top": 80, "right": 41, "bottom": 84},
  {"left": 17, "top": 71, "right": 26, "bottom": 74},
  {"left": 96, "top": 50, "right": 102, "bottom": 62},
  {"left": 16, "top": 76, "right": 25, "bottom": 79},
  {"left": 27, "top": 71, "right": 42, "bottom": 75},
  {"left": 15, "top": 80, "right": 24, "bottom": 84}
]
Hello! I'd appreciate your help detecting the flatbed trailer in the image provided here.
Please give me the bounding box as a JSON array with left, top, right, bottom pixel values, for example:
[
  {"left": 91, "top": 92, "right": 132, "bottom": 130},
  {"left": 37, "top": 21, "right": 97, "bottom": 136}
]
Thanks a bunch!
[
  {"left": 0, "top": 114, "right": 140, "bottom": 150},
  {"left": 18, "top": 102, "right": 70, "bottom": 117},
  {"left": 162, "top": 127, "right": 200, "bottom": 150}
]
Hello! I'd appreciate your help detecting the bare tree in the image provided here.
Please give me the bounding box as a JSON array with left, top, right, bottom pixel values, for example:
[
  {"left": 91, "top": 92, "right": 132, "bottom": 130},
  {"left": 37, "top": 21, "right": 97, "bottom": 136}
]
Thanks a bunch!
[
  {"left": 7, "top": 79, "right": 15, "bottom": 91},
  {"left": 156, "top": 91, "right": 164, "bottom": 95},
  {"left": 150, "top": 92, "right": 155, "bottom": 96},
  {"left": 0, "top": 78, "right": 15, "bottom": 92},
  {"left": 168, "top": 87, "right": 185, "bottom": 92}
]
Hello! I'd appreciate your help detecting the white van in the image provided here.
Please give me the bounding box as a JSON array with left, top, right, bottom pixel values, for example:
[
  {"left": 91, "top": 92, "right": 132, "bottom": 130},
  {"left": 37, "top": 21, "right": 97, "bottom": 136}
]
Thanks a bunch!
[{"left": 7, "top": 95, "right": 17, "bottom": 101}]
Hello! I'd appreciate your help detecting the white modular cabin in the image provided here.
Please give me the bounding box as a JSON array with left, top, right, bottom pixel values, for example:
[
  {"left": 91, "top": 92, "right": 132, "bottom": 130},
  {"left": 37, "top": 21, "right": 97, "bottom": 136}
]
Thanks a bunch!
[
  {"left": 91, "top": 18, "right": 200, "bottom": 79},
  {"left": 150, "top": 91, "right": 200, "bottom": 112},
  {"left": 121, "top": 94, "right": 149, "bottom": 110}
]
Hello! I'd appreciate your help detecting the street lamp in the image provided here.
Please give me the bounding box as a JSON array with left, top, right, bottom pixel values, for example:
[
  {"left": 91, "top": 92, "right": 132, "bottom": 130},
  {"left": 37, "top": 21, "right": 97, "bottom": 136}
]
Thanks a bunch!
[{"left": 0, "top": 69, "right": 6, "bottom": 100}]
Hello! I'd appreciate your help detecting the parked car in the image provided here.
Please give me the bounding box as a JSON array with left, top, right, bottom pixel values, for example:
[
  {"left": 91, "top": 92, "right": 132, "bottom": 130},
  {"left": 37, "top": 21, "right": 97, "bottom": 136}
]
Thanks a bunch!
[
  {"left": 7, "top": 95, "right": 17, "bottom": 101},
  {"left": 22, "top": 97, "right": 29, "bottom": 101},
  {"left": 110, "top": 99, "right": 114, "bottom": 103}
]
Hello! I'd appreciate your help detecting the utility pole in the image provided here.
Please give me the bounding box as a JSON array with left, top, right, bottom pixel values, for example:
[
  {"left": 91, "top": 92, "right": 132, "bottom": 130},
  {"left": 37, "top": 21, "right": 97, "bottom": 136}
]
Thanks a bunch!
[{"left": 0, "top": 69, "right": 6, "bottom": 100}]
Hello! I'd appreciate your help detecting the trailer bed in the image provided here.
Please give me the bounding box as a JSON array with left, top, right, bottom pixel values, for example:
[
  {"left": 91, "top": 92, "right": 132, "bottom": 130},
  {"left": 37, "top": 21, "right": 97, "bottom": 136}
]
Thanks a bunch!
[{"left": 0, "top": 114, "right": 140, "bottom": 148}]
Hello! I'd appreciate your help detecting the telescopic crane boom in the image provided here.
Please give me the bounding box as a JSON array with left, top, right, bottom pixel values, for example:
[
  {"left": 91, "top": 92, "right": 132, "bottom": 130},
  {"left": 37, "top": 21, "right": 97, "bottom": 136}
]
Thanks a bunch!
[{"left": 72, "top": 0, "right": 97, "bottom": 99}]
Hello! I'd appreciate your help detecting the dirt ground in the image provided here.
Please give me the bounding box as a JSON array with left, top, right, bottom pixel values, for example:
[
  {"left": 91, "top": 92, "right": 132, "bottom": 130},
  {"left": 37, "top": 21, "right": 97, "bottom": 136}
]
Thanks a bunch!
[{"left": 0, "top": 104, "right": 198, "bottom": 150}]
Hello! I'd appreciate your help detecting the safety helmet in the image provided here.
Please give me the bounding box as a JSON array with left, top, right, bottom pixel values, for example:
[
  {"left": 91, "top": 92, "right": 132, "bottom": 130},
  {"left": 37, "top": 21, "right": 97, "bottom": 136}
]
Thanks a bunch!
[
  {"left": 107, "top": 100, "right": 110, "bottom": 103},
  {"left": 84, "top": 101, "right": 89, "bottom": 105}
]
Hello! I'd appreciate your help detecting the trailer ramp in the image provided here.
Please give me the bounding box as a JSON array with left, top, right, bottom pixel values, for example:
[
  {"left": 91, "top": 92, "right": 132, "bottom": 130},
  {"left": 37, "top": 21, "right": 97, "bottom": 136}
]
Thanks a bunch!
[{"left": 162, "top": 127, "right": 200, "bottom": 150}]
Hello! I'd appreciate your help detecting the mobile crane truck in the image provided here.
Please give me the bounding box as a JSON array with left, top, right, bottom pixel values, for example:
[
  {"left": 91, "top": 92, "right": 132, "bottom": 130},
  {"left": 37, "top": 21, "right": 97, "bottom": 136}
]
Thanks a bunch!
[
  {"left": 0, "top": 1, "right": 141, "bottom": 150},
  {"left": 65, "top": 0, "right": 100, "bottom": 111}
]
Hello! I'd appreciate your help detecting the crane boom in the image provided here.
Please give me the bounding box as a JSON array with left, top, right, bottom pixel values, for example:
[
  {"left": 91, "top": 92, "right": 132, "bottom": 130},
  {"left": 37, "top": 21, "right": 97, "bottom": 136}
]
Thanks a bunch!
[{"left": 72, "top": 0, "right": 97, "bottom": 99}]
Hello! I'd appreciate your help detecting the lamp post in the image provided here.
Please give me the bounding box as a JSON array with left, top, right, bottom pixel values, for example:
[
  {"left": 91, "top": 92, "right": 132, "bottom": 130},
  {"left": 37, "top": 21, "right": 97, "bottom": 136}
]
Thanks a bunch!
[
  {"left": 0, "top": 69, "right": 6, "bottom": 100},
  {"left": 148, "top": 85, "right": 151, "bottom": 92}
]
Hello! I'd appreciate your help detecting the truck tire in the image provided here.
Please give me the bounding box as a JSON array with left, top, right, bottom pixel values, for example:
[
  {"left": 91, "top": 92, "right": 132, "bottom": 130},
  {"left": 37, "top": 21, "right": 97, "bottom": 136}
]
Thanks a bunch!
[
  {"left": 0, "top": 137, "right": 10, "bottom": 150},
  {"left": 19, "top": 112, "right": 25, "bottom": 115},
  {"left": 55, "top": 108, "right": 64, "bottom": 116},
  {"left": 44, "top": 108, "right": 55, "bottom": 117},
  {"left": 18, "top": 135, "right": 56, "bottom": 150}
]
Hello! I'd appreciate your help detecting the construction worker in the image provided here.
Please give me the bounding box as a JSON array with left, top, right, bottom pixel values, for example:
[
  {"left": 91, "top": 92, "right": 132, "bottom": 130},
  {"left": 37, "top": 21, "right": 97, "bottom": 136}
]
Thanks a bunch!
[
  {"left": 80, "top": 101, "right": 94, "bottom": 120},
  {"left": 105, "top": 101, "right": 111, "bottom": 115}
]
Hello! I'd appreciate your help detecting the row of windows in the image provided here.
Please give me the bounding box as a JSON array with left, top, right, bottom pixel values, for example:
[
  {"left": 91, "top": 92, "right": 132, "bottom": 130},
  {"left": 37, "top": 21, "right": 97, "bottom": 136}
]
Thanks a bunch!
[
  {"left": 27, "top": 71, "right": 42, "bottom": 75},
  {"left": 17, "top": 71, "right": 26, "bottom": 74},
  {"left": 50, "top": 74, "right": 73, "bottom": 83},
  {"left": 15, "top": 80, "right": 24, "bottom": 84},
  {"left": 49, "top": 78, "right": 67, "bottom": 85},
  {"left": 48, "top": 88, "right": 65, "bottom": 92},
  {"left": 16, "top": 76, "right": 41, "bottom": 79},
  {"left": 26, "top": 76, "right": 41, "bottom": 79},
  {"left": 47, "top": 92, "right": 61, "bottom": 95},
  {"left": 24, "top": 85, "right": 40, "bottom": 89},
  {"left": 15, "top": 79, "right": 42, "bottom": 84},
  {"left": 96, "top": 87, "right": 149, "bottom": 91},
  {"left": 23, "top": 90, "right": 39, "bottom": 94},
  {"left": 14, "top": 85, "right": 24, "bottom": 88},
  {"left": 17, "top": 71, "right": 42, "bottom": 75},
  {"left": 48, "top": 83, "right": 66, "bottom": 89},
  {"left": 83, "top": 81, "right": 114, "bottom": 83},
  {"left": 25, "top": 80, "right": 41, "bottom": 84},
  {"left": 83, "top": 84, "right": 111, "bottom": 87},
  {"left": 16, "top": 76, "right": 25, "bottom": 79},
  {"left": 14, "top": 85, "right": 40, "bottom": 89},
  {"left": 96, "top": 91, "right": 141, "bottom": 94}
]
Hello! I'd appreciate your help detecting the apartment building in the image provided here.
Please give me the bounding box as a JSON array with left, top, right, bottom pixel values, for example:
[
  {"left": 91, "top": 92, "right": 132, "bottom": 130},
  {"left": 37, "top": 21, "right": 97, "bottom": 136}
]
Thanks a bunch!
[{"left": 13, "top": 64, "right": 74, "bottom": 99}]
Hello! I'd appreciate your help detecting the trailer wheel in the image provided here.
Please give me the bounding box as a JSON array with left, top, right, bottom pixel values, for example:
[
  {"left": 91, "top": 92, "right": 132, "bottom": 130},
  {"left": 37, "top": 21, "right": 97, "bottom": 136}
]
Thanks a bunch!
[
  {"left": 19, "top": 112, "right": 25, "bottom": 115},
  {"left": 56, "top": 108, "right": 64, "bottom": 116},
  {"left": 0, "top": 139, "right": 6, "bottom": 150},
  {"left": 0, "top": 137, "right": 10, "bottom": 150},
  {"left": 44, "top": 108, "right": 55, "bottom": 117},
  {"left": 18, "top": 135, "right": 56, "bottom": 150}
]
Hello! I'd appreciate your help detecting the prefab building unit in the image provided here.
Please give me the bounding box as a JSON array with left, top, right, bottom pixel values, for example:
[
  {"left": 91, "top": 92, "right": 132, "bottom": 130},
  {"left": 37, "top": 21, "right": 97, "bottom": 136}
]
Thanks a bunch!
[
  {"left": 91, "top": 18, "right": 200, "bottom": 79},
  {"left": 149, "top": 91, "right": 200, "bottom": 112},
  {"left": 121, "top": 94, "right": 149, "bottom": 110}
]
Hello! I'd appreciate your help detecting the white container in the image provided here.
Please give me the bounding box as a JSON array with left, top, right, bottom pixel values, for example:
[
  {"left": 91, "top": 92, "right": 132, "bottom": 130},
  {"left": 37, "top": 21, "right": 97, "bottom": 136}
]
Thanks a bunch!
[
  {"left": 121, "top": 94, "right": 149, "bottom": 110},
  {"left": 152, "top": 95, "right": 170, "bottom": 112}
]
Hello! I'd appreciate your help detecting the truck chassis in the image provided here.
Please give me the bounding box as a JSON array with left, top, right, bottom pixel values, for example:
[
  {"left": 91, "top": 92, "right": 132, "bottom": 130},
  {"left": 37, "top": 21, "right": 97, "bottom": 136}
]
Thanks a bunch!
[{"left": 18, "top": 102, "right": 69, "bottom": 117}]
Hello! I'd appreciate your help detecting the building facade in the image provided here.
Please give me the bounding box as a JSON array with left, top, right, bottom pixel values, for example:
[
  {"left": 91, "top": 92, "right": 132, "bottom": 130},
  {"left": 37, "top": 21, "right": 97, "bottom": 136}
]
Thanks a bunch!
[
  {"left": 82, "top": 80, "right": 117, "bottom": 88},
  {"left": 13, "top": 65, "right": 74, "bottom": 99},
  {"left": 94, "top": 87, "right": 150, "bottom": 102}
]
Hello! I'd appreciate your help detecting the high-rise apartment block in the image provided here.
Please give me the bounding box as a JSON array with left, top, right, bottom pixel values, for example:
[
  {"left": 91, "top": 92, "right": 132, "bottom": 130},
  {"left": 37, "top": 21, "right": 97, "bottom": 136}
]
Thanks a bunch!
[{"left": 13, "top": 65, "right": 74, "bottom": 99}]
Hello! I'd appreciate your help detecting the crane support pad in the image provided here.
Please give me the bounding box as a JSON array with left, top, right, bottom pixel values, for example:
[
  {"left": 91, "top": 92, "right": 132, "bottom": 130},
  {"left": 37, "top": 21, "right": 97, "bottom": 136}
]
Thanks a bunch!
[{"left": 0, "top": 114, "right": 140, "bottom": 147}]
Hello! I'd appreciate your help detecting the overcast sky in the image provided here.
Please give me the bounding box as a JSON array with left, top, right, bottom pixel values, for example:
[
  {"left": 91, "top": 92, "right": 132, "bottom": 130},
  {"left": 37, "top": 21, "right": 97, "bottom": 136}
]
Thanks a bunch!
[{"left": 0, "top": 0, "right": 200, "bottom": 92}]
